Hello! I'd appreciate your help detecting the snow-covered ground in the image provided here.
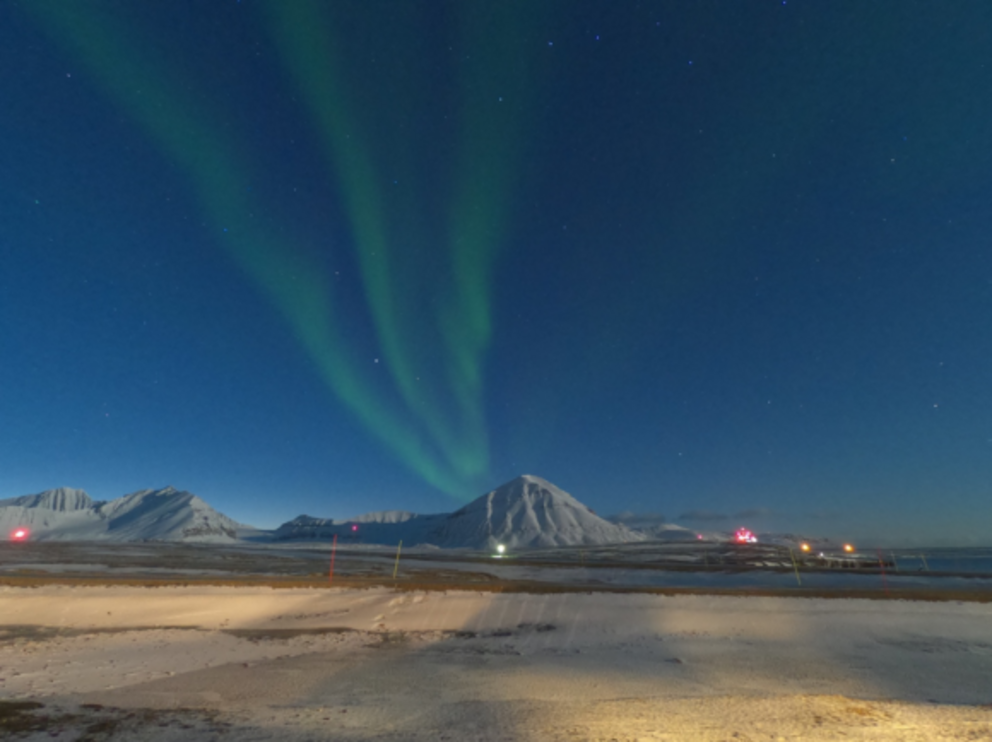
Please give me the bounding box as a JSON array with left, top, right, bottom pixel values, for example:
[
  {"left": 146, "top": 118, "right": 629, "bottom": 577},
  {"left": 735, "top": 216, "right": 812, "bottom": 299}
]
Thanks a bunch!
[{"left": 1, "top": 585, "right": 991, "bottom": 740}]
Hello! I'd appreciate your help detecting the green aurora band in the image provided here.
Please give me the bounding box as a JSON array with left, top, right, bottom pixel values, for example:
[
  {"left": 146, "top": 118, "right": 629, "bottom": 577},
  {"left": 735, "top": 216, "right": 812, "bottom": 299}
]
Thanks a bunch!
[
  {"left": 262, "top": 1, "right": 539, "bottom": 489},
  {"left": 26, "top": 1, "right": 543, "bottom": 498}
]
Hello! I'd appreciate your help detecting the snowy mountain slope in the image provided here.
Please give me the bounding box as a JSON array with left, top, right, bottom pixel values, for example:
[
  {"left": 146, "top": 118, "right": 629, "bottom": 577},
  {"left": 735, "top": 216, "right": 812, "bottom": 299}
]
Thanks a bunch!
[
  {"left": 0, "top": 486, "right": 245, "bottom": 542},
  {"left": 276, "top": 475, "right": 646, "bottom": 549},
  {"left": 273, "top": 511, "right": 448, "bottom": 545},
  {"left": 629, "top": 523, "right": 698, "bottom": 541},
  {"left": 426, "top": 475, "right": 646, "bottom": 549},
  {"left": 1, "top": 477, "right": 679, "bottom": 548},
  {"left": 0, "top": 487, "right": 94, "bottom": 512},
  {"left": 605, "top": 512, "right": 698, "bottom": 541},
  {"left": 350, "top": 510, "right": 419, "bottom": 524}
]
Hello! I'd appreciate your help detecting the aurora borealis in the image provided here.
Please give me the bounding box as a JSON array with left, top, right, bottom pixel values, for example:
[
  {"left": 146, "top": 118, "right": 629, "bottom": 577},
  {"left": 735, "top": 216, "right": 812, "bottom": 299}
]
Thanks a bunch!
[
  {"left": 20, "top": 0, "right": 545, "bottom": 497},
  {"left": 3, "top": 1, "right": 992, "bottom": 544}
]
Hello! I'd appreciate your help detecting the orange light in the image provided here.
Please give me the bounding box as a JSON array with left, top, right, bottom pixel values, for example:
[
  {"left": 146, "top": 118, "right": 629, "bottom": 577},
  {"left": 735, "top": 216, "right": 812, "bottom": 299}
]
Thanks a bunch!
[
  {"left": 843, "top": 543, "right": 855, "bottom": 553},
  {"left": 800, "top": 542, "right": 811, "bottom": 552}
]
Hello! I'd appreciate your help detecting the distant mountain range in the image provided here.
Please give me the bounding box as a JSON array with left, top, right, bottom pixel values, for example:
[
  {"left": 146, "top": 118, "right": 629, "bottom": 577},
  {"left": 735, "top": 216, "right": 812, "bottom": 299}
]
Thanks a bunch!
[
  {"left": 0, "top": 486, "right": 249, "bottom": 543},
  {"left": 0, "top": 476, "right": 697, "bottom": 548},
  {"left": 276, "top": 475, "right": 675, "bottom": 549}
]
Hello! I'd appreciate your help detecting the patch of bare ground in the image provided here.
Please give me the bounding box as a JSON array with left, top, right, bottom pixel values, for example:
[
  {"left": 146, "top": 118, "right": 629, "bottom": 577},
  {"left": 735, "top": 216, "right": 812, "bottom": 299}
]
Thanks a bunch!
[
  {"left": 0, "top": 700, "right": 228, "bottom": 740},
  {"left": 1, "top": 571, "right": 990, "bottom": 602},
  {"left": 530, "top": 695, "right": 992, "bottom": 742},
  {"left": 5, "top": 696, "right": 989, "bottom": 741},
  {"left": 0, "top": 625, "right": 191, "bottom": 645},
  {"left": 220, "top": 626, "right": 357, "bottom": 641}
]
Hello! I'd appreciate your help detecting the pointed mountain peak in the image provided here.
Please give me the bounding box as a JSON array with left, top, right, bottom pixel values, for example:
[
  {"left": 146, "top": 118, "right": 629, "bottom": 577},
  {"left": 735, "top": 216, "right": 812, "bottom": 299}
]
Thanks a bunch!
[
  {"left": 465, "top": 474, "right": 585, "bottom": 511},
  {"left": 435, "top": 475, "right": 640, "bottom": 549}
]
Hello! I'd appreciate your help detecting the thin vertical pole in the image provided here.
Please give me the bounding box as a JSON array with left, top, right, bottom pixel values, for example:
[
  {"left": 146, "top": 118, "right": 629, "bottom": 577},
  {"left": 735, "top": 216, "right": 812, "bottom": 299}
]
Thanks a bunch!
[
  {"left": 393, "top": 540, "right": 403, "bottom": 579},
  {"left": 329, "top": 534, "right": 338, "bottom": 584},
  {"left": 877, "top": 549, "right": 889, "bottom": 595},
  {"left": 788, "top": 547, "right": 802, "bottom": 587}
]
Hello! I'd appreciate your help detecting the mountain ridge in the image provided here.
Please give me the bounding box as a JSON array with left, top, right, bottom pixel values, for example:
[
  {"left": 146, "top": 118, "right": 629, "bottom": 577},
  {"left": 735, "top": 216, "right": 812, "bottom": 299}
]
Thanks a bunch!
[
  {"left": 275, "top": 475, "right": 647, "bottom": 549},
  {"left": 4, "top": 476, "right": 687, "bottom": 548},
  {"left": 0, "top": 486, "right": 246, "bottom": 542}
]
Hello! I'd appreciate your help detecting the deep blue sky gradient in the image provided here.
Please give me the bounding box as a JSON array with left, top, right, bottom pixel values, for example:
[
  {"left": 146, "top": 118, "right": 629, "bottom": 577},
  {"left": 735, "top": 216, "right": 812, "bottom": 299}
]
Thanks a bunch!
[{"left": 2, "top": 1, "right": 991, "bottom": 545}]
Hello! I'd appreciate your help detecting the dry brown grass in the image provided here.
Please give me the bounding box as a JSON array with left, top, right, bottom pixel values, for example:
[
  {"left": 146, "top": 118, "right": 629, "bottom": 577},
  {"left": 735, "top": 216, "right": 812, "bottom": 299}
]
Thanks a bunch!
[
  {"left": 1, "top": 571, "right": 990, "bottom": 602},
  {"left": 0, "top": 700, "right": 228, "bottom": 739}
]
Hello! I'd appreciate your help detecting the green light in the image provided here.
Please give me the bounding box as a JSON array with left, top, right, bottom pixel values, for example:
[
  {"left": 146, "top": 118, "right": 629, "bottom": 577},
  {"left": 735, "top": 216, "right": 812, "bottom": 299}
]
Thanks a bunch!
[
  {"left": 24, "top": 1, "right": 545, "bottom": 498},
  {"left": 261, "top": 1, "right": 544, "bottom": 490}
]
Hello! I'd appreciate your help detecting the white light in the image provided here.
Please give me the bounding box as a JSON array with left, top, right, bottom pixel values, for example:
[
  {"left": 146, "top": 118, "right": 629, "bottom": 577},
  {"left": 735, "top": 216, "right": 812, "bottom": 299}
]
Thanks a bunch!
[{"left": 496, "top": 544, "right": 506, "bottom": 554}]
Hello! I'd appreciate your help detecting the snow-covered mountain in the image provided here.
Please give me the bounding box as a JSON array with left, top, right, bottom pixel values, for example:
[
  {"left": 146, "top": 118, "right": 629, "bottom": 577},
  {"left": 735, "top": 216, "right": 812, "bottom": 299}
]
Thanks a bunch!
[
  {"left": 274, "top": 510, "right": 448, "bottom": 545},
  {"left": 4, "top": 486, "right": 95, "bottom": 513},
  {"left": 605, "top": 511, "right": 698, "bottom": 541},
  {"left": 429, "top": 475, "right": 645, "bottom": 549},
  {"left": 276, "top": 475, "right": 646, "bottom": 549},
  {"left": 0, "top": 486, "right": 246, "bottom": 542},
  {"left": 5, "top": 476, "right": 674, "bottom": 549}
]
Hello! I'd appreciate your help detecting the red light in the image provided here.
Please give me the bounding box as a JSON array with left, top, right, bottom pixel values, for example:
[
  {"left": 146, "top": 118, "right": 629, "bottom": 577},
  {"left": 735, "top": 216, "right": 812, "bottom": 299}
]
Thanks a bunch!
[
  {"left": 734, "top": 528, "right": 757, "bottom": 544},
  {"left": 11, "top": 527, "right": 29, "bottom": 541},
  {"left": 351, "top": 524, "right": 358, "bottom": 532}
]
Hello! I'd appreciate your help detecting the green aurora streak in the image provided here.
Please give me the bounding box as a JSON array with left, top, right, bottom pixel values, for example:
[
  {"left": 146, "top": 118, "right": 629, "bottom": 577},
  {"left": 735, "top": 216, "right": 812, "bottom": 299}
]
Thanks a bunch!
[
  {"left": 262, "top": 1, "right": 539, "bottom": 488},
  {"left": 26, "top": 1, "right": 542, "bottom": 498}
]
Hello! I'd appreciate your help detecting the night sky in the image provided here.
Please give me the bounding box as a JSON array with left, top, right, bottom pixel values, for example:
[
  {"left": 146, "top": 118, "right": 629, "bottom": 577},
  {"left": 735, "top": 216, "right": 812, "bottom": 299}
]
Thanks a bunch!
[{"left": 3, "top": 1, "right": 991, "bottom": 545}]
